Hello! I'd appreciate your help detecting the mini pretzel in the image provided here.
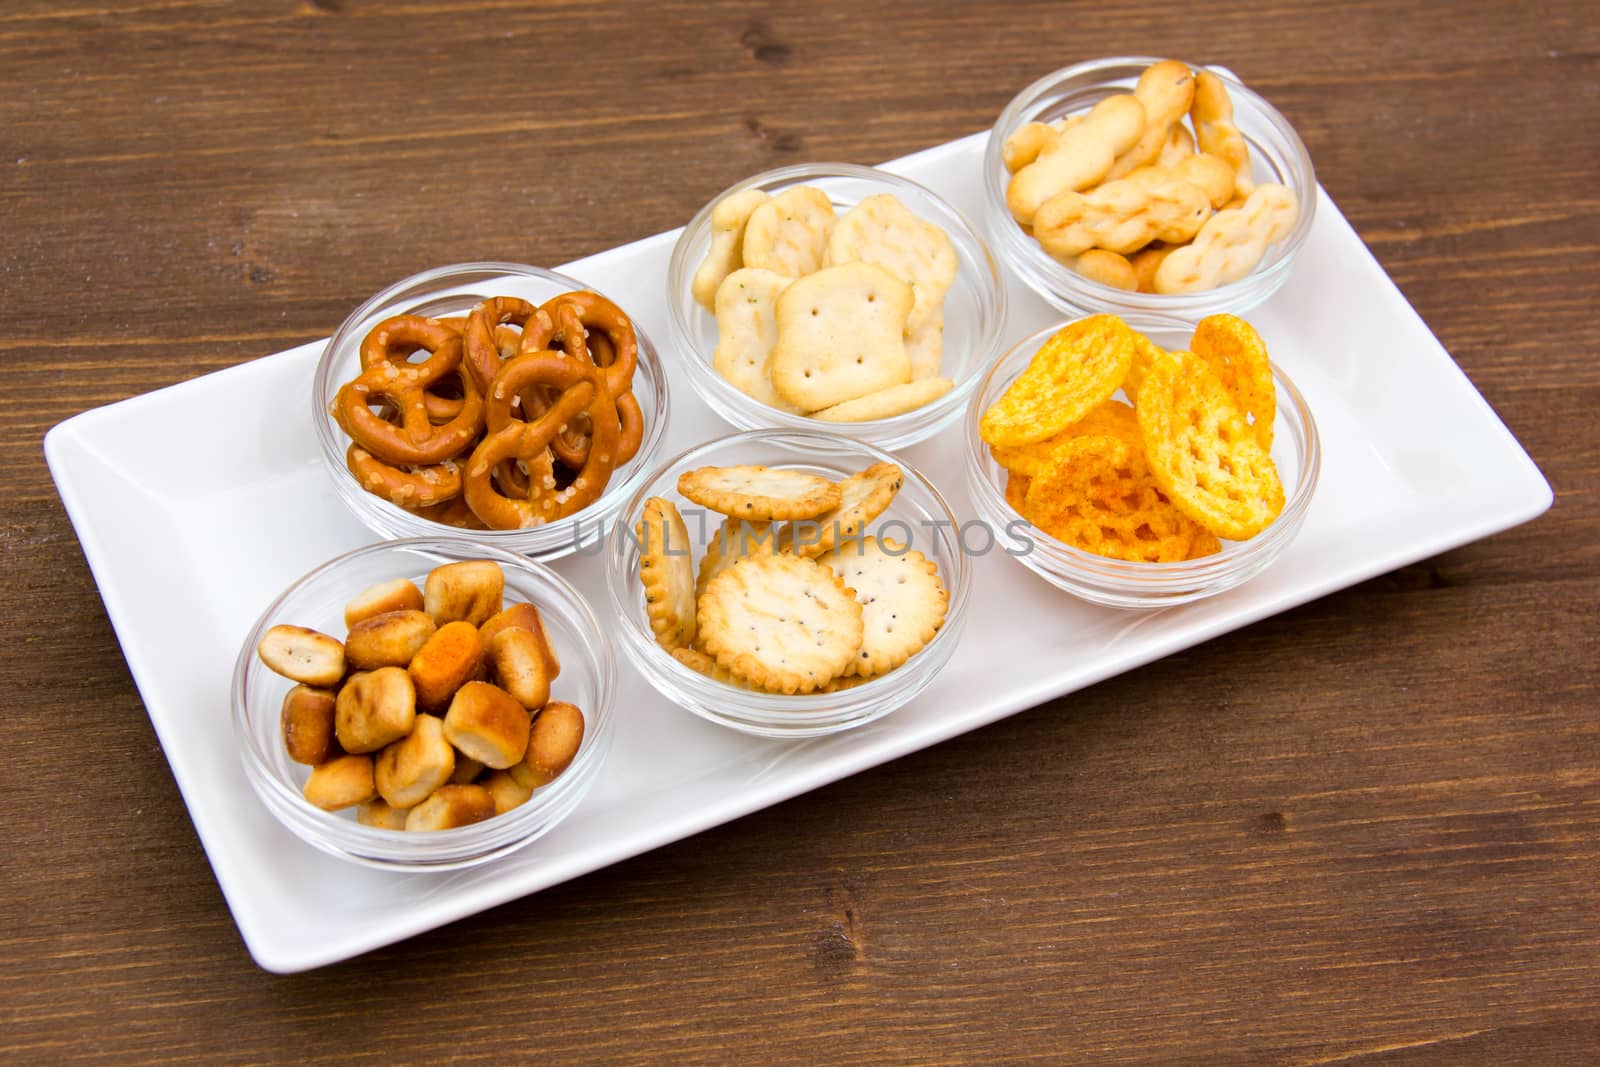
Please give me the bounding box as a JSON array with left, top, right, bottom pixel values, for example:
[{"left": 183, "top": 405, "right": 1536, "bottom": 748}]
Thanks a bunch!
[
  {"left": 465, "top": 354, "right": 621, "bottom": 529},
  {"left": 525, "top": 292, "right": 643, "bottom": 466},
  {"left": 335, "top": 320, "right": 485, "bottom": 466},
  {"left": 346, "top": 444, "right": 463, "bottom": 508},
  {"left": 359, "top": 314, "right": 473, "bottom": 423},
  {"left": 463, "top": 297, "right": 538, "bottom": 393}
]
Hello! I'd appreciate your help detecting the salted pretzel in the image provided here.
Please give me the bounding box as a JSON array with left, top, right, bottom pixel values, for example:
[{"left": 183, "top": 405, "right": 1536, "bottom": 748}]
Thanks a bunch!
[
  {"left": 517, "top": 291, "right": 644, "bottom": 466},
  {"left": 464, "top": 354, "right": 622, "bottom": 529},
  {"left": 335, "top": 318, "right": 485, "bottom": 466},
  {"left": 463, "top": 296, "right": 540, "bottom": 393},
  {"left": 345, "top": 444, "right": 462, "bottom": 508},
  {"left": 358, "top": 314, "right": 476, "bottom": 423}
]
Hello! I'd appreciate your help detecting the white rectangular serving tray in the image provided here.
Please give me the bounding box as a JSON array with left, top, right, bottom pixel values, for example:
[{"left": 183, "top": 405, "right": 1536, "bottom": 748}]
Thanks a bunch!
[{"left": 44, "top": 131, "right": 1552, "bottom": 972}]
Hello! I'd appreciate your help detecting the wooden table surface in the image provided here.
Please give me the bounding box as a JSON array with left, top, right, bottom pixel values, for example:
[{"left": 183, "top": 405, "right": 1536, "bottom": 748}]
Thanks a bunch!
[{"left": 4, "top": 0, "right": 1597, "bottom": 1061}]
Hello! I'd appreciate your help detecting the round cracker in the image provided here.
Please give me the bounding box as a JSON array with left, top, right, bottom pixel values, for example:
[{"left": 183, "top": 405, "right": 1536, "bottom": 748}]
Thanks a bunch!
[
  {"left": 677, "top": 465, "right": 842, "bottom": 521},
  {"left": 778, "top": 461, "right": 904, "bottom": 559},
  {"left": 636, "top": 497, "right": 697, "bottom": 650},
  {"left": 697, "top": 517, "right": 778, "bottom": 601},
  {"left": 697, "top": 554, "right": 863, "bottom": 695},
  {"left": 816, "top": 537, "right": 948, "bottom": 677}
]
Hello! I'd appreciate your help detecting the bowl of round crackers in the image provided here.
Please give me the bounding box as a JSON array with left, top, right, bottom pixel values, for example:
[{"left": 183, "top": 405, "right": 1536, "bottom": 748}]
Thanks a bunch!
[
  {"left": 666, "top": 163, "right": 1007, "bottom": 450},
  {"left": 965, "top": 311, "right": 1319, "bottom": 607},
  {"left": 607, "top": 429, "right": 971, "bottom": 737},
  {"left": 984, "top": 56, "right": 1316, "bottom": 319}
]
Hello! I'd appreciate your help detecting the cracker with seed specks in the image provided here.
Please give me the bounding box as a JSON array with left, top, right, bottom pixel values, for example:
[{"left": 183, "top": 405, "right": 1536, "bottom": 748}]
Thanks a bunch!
[
  {"left": 778, "top": 461, "right": 903, "bottom": 559},
  {"left": 741, "top": 185, "right": 836, "bottom": 278},
  {"left": 636, "top": 497, "right": 697, "bottom": 650},
  {"left": 817, "top": 537, "right": 948, "bottom": 677},
  {"left": 692, "top": 188, "right": 770, "bottom": 310},
  {"left": 697, "top": 518, "right": 778, "bottom": 601},
  {"left": 697, "top": 554, "right": 864, "bottom": 694},
  {"left": 710, "top": 268, "right": 801, "bottom": 412},
  {"left": 811, "top": 377, "right": 954, "bottom": 422},
  {"left": 677, "top": 464, "right": 842, "bottom": 521},
  {"left": 770, "top": 263, "right": 913, "bottom": 412},
  {"left": 824, "top": 193, "right": 957, "bottom": 334}
]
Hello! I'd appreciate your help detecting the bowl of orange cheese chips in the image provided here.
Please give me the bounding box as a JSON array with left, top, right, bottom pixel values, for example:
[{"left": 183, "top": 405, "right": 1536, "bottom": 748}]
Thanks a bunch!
[{"left": 965, "top": 311, "right": 1319, "bottom": 607}]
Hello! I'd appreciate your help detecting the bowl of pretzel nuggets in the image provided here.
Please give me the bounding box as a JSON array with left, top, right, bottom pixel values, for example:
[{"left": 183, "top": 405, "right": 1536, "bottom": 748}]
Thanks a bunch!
[
  {"left": 667, "top": 163, "right": 1006, "bottom": 449},
  {"left": 984, "top": 56, "right": 1316, "bottom": 318},
  {"left": 233, "top": 539, "right": 616, "bottom": 870},
  {"left": 965, "top": 311, "right": 1319, "bottom": 607},
  {"left": 314, "top": 262, "right": 670, "bottom": 560},
  {"left": 608, "top": 430, "right": 972, "bottom": 737}
]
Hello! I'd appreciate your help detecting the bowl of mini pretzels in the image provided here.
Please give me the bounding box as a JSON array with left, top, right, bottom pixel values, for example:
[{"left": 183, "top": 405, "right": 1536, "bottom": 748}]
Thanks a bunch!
[
  {"left": 607, "top": 429, "right": 972, "bottom": 737},
  {"left": 666, "top": 163, "right": 1006, "bottom": 450},
  {"left": 233, "top": 538, "right": 617, "bottom": 870},
  {"left": 984, "top": 56, "right": 1317, "bottom": 319},
  {"left": 313, "top": 262, "right": 671, "bottom": 560}
]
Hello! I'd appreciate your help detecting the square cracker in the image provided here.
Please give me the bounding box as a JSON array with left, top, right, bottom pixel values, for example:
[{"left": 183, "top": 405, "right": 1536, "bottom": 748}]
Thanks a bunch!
[
  {"left": 824, "top": 193, "right": 957, "bottom": 334},
  {"left": 741, "top": 185, "right": 836, "bottom": 279},
  {"left": 711, "top": 268, "right": 800, "bottom": 412},
  {"left": 770, "top": 262, "right": 913, "bottom": 412},
  {"left": 811, "top": 377, "right": 954, "bottom": 422},
  {"left": 692, "top": 188, "right": 770, "bottom": 309}
]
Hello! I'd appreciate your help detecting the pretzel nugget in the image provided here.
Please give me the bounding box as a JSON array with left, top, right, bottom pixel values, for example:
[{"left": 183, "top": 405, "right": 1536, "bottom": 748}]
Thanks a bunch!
[
  {"left": 742, "top": 185, "right": 836, "bottom": 278},
  {"left": 1007, "top": 93, "right": 1145, "bottom": 225},
  {"left": 488, "top": 627, "right": 551, "bottom": 710},
  {"left": 404, "top": 784, "right": 496, "bottom": 832},
  {"left": 692, "top": 187, "right": 770, "bottom": 309},
  {"left": 257, "top": 625, "right": 345, "bottom": 687},
  {"left": 303, "top": 754, "right": 377, "bottom": 812},
  {"left": 344, "top": 609, "right": 436, "bottom": 670},
  {"left": 1032, "top": 173, "right": 1211, "bottom": 260},
  {"left": 526, "top": 701, "right": 586, "bottom": 778},
  {"left": 443, "top": 681, "right": 531, "bottom": 769},
  {"left": 1137, "top": 352, "right": 1285, "bottom": 540},
  {"left": 423, "top": 560, "right": 504, "bottom": 626},
  {"left": 356, "top": 799, "right": 409, "bottom": 830},
  {"left": 344, "top": 577, "right": 424, "bottom": 629},
  {"left": 335, "top": 666, "right": 417, "bottom": 754},
  {"left": 1104, "top": 60, "right": 1196, "bottom": 181},
  {"left": 1191, "top": 70, "right": 1255, "bottom": 197},
  {"left": 281, "top": 685, "right": 338, "bottom": 766},
  {"left": 375, "top": 713, "right": 456, "bottom": 809},
  {"left": 979, "top": 315, "right": 1135, "bottom": 447},
  {"left": 478, "top": 602, "right": 560, "bottom": 680},
  {"left": 407, "top": 620, "right": 483, "bottom": 711},
  {"left": 1151, "top": 183, "right": 1298, "bottom": 294},
  {"left": 484, "top": 769, "right": 534, "bottom": 815}
]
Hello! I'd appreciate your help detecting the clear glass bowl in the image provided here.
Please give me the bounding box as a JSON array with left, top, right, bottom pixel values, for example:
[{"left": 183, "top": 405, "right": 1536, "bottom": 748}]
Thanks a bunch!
[
  {"left": 984, "top": 56, "right": 1317, "bottom": 319},
  {"left": 232, "top": 538, "right": 617, "bottom": 871},
  {"left": 607, "top": 429, "right": 972, "bottom": 737},
  {"left": 964, "top": 315, "right": 1320, "bottom": 607},
  {"left": 666, "top": 163, "right": 1007, "bottom": 450},
  {"left": 313, "top": 262, "right": 671, "bottom": 561}
]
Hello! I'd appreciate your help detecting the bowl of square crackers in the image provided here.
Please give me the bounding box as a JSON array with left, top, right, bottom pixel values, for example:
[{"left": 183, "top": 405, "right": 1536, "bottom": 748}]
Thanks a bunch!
[
  {"left": 984, "top": 57, "right": 1317, "bottom": 318},
  {"left": 666, "top": 163, "right": 1007, "bottom": 449},
  {"left": 607, "top": 430, "right": 971, "bottom": 737},
  {"left": 965, "top": 311, "right": 1319, "bottom": 607}
]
